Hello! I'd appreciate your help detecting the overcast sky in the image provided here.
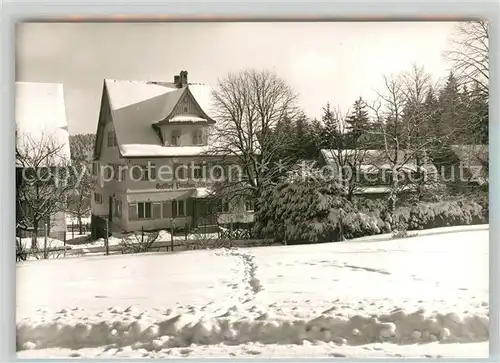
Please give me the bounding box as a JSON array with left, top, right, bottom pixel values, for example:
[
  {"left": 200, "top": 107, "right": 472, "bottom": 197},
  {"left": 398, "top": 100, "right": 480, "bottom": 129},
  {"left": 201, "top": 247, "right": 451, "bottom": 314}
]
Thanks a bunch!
[{"left": 16, "top": 21, "right": 460, "bottom": 135}]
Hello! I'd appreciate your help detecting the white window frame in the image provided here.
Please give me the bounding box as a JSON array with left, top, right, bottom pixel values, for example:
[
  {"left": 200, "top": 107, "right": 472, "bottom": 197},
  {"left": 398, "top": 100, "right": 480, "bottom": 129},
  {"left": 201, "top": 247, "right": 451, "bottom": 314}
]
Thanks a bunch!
[
  {"left": 138, "top": 202, "right": 152, "bottom": 220},
  {"left": 245, "top": 199, "right": 255, "bottom": 213},
  {"left": 171, "top": 130, "right": 181, "bottom": 146},
  {"left": 192, "top": 129, "right": 204, "bottom": 145},
  {"left": 173, "top": 200, "right": 186, "bottom": 217}
]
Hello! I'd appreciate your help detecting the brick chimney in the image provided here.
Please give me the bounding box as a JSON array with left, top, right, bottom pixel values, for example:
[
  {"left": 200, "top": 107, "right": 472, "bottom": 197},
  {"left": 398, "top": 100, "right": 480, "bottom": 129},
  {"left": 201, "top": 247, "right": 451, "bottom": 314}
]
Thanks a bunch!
[{"left": 174, "top": 71, "right": 188, "bottom": 88}]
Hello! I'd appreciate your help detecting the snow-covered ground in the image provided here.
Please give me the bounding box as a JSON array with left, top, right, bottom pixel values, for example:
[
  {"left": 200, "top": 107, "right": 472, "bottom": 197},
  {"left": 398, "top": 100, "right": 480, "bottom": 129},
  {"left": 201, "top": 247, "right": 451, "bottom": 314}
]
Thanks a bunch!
[{"left": 16, "top": 225, "right": 489, "bottom": 358}]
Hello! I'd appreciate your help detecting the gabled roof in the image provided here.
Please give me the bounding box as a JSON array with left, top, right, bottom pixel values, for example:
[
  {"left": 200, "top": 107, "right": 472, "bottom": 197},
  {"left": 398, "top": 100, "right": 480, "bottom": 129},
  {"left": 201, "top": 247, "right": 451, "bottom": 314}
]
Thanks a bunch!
[
  {"left": 98, "top": 79, "right": 217, "bottom": 158},
  {"left": 16, "top": 82, "right": 71, "bottom": 166}
]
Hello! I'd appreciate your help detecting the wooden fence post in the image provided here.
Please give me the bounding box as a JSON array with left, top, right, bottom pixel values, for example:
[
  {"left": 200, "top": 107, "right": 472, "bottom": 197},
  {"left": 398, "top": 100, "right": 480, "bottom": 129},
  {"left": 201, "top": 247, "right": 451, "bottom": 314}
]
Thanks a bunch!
[
  {"left": 105, "top": 218, "right": 109, "bottom": 256},
  {"left": 44, "top": 222, "right": 48, "bottom": 257},
  {"left": 170, "top": 218, "right": 175, "bottom": 252}
]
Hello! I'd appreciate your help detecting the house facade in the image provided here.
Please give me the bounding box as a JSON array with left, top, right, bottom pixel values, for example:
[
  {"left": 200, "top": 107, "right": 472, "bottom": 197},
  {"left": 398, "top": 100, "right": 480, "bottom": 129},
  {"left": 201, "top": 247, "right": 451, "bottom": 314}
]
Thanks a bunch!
[
  {"left": 91, "top": 71, "right": 254, "bottom": 237},
  {"left": 16, "top": 82, "right": 71, "bottom": 240}
]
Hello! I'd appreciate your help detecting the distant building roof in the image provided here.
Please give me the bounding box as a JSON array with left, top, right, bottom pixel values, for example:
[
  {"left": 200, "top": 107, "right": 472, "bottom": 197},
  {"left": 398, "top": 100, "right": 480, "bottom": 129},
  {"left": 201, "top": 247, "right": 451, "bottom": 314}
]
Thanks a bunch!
[
  {"left": 449, "top": 144, "right": 488, "bottom": 183},
  {"left": 319, "top": 149, "right": 437, "bottom": 173},
  {"left": 16, "top": 82, "right": 71, "bottom": 166}
]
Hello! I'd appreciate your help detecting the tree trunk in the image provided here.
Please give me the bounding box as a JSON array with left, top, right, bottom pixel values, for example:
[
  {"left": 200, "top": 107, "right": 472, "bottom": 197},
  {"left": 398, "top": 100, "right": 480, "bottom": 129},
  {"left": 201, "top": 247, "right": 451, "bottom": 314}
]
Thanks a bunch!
[
  {"left": 78, "top": 217, "right": 83, "bottom": 235},
  {"left": 31, "top": 220, "right": 39, "bottom": 249},
  {"left": 388, "top": 177, "right": 399, "bottom": 213}
]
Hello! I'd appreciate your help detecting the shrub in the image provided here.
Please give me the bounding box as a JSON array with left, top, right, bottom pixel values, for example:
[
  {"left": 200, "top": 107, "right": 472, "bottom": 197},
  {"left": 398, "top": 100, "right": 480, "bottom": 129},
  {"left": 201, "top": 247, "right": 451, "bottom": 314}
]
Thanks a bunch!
[
  {"left": 255, "top": 176, "right": 352, "bottom": 243},
  {"left": 391, "top": 200, "right": 486, "bottom": 231}
]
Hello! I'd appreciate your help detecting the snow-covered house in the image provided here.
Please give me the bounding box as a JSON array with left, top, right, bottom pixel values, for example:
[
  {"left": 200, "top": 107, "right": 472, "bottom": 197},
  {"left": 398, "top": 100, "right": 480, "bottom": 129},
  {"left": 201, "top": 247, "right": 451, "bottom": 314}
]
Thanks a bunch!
[
  {"left": 91, "top": 71, "right": 254, "bottom": 237},
  {"left": 16, "top": 81, "right": 71, "bottom": 240},
  {"left": 449, "top": 144, "right": 488, "bottom": 185},
  {"left": 318, "top": 149, "right": 438, "bottom": 197}
]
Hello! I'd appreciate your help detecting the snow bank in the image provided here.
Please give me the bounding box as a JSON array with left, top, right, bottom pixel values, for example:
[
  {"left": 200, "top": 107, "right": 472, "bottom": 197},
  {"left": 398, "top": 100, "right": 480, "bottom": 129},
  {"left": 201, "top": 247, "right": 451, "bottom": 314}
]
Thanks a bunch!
[
  {"left": 18, "top": 238, "right": 68, "bottom": 250},
  {"left": 16, "top": 306, "right": 489, "bottom": 351},
  {"left": 16, "top": 225, "right": 489, "bottom": 357}
]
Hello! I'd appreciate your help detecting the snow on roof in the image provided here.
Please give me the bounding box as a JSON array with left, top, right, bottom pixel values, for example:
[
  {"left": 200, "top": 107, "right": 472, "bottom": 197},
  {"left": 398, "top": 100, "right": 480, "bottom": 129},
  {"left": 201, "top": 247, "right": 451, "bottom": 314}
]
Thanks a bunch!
[
  {"left": 191, "top": 187, "right": 213, "bottom": 199},
  {"left": 169, "top": 115, "right": 207, "bottom": 123},
  {"left": 320, "top": 149, "right": 437, "bottom": 173},
  {"left": 188, "top": 84, "right": 215, "bottom": 118},
  {"left": 120, "top": 144, "right": 212, "bottom": 158},
  {"left": 104, "top": 79, "right": 218, "bottom": 158},
  {"left": 16, "top": 82, "right": 71, "bottom": 166}
]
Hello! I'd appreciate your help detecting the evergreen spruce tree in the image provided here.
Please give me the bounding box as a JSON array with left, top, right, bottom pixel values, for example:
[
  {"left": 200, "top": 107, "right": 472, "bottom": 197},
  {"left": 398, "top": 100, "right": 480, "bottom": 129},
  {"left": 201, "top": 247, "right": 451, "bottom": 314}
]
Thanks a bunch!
[
  {"left": 345, "top": 97, "right": 370, "bottom": 148},
  {"left": 438, "top": 72, "right": 462, "bottom": 142},
  {"left": 321, "top": 102, "right": 340, "bottom": 149}
]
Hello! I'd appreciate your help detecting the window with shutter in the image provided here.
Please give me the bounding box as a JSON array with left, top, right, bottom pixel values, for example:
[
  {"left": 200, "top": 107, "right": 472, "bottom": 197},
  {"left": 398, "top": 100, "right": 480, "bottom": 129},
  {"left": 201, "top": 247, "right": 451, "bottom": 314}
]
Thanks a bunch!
[
  {"left": 178, "top": 200, "right": 185, "bottom": 216},
  {"left": 153, "top": 202, "right": 161, "bottom": 219},
  {"left": 162, "top": 201, "right": 172, "bottom": 219},
  {"left": 172, "top": 200, "right": 178, "bottom": 217},
  {"left": 129, "top": 203, "right": 138, "bottom": 221},
  {"left": 186, "top": 199, "right": 193, "bottom": 217}
]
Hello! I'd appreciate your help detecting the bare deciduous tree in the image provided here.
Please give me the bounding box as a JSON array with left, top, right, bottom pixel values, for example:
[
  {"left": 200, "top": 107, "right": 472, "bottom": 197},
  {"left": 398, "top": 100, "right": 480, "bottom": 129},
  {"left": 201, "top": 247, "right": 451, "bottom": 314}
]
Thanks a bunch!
[
  {"left": 444, "top": 21, "right": 489, "bottom": 94},
  {"left": 321, "top": 106, "right": 369, "bottom": 201},
  {"left": 16, "top": 132, "right": 73, "bottom": 249},
  {"left": 209, "top": 69, "right": 299, "bottom": 206},
  {"left": 368, "top": 69, "right": 445, "bottom": 210},
  {"left": 67, "top": 133, "right": 95, "bottom": 233}
]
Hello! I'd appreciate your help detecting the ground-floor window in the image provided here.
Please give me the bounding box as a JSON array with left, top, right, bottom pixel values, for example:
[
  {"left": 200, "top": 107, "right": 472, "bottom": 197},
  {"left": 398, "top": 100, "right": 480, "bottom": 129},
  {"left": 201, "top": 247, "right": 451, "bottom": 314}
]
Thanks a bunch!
[
  {"left": 245, "top": 199, "right": 255, "bottom": 212},
  {"left": 94, "top": 192, "right": 103, "bottom": 204},
  {"left": 138, "top": 202, "right": 152, "bottom": 219},
  {"left": 222, "top": 198, "right": 230, "bottom": 213},
  {"left": 172, "top": 200, "right": 186, "bottom": 217}
]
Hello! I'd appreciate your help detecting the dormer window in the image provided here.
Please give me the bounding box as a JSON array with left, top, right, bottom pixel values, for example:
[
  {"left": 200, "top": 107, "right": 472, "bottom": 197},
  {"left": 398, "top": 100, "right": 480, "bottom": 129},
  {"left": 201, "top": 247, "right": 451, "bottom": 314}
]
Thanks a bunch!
[
  {"left": 171, "top": 130, "right": 181, "bottom": 146},
  {"left": 192, "top": 129, "right": 204, "bottom": 145}
]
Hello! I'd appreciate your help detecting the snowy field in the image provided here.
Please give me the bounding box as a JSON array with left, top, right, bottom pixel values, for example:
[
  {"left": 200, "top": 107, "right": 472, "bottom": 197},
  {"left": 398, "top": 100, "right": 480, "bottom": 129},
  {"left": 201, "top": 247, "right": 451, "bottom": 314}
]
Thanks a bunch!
[{"left": 16, "top": 225, "right": 489, "bottom": 358}]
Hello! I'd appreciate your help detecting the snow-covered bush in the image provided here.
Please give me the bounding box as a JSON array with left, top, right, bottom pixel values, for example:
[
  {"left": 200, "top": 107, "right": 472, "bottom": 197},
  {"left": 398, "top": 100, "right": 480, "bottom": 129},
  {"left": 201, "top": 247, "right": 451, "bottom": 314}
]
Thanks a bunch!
[
  {"left": 255, "top": 176, "right": 352, "bottom": 243},
  {"left": 392, "top": 200, "right": 485, "bottom": 231},
  {"left": 341, "top": 211, "right": 389, "bottom": 239},
  {"left": 257, "top": 176, "right": 485, "bottom": 243}
]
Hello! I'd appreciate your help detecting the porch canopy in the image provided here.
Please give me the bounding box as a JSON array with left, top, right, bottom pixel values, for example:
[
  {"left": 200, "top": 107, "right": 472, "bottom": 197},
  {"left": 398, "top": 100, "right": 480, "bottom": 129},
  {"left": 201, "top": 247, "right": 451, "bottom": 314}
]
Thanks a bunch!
[{"left": 190, "top": 187, "right": 214, "bottom": 199}]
